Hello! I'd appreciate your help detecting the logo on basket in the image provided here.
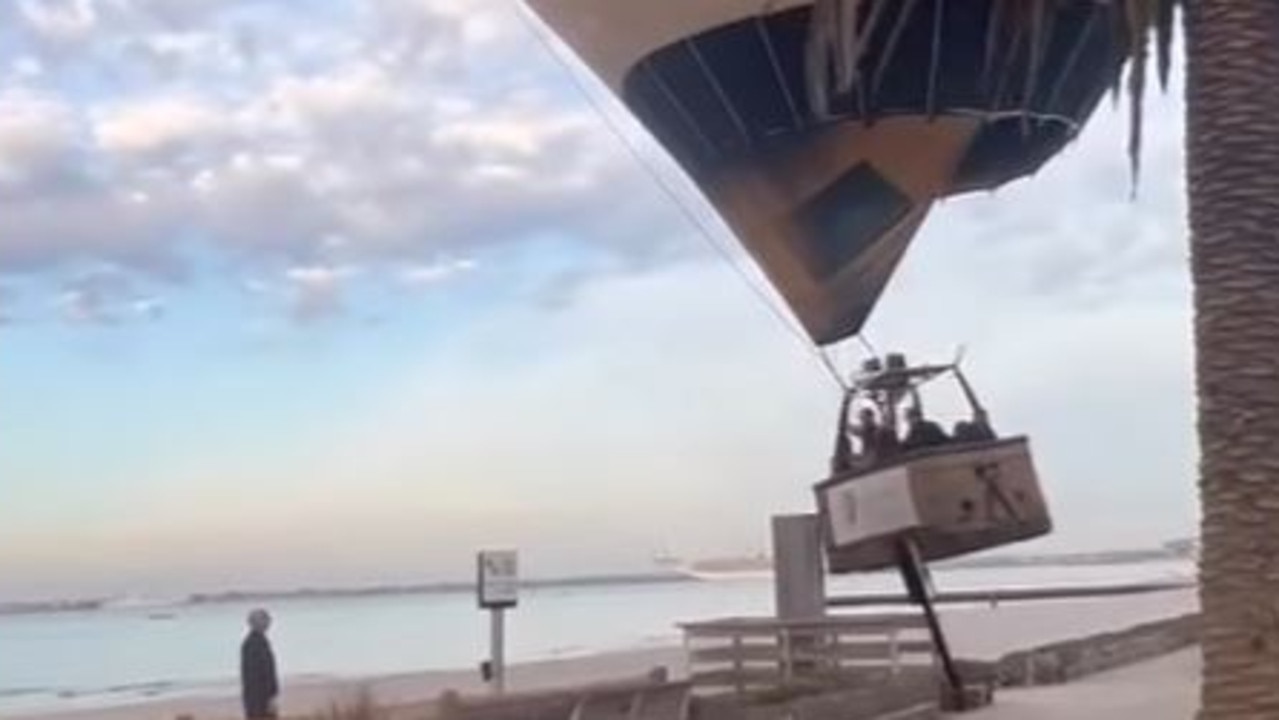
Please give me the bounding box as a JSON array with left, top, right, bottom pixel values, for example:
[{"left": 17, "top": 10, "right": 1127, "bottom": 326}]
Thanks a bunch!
[
  {"left": 974, "top": 461, "right": 1020, "bottom": 523},
  {"left": 841, "top": 488, "right": 859, "bottom": 526}
]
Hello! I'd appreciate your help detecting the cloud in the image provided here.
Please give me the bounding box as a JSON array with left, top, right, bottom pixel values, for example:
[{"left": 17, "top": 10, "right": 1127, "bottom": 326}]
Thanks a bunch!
[
  {"left": 93, "top": 95, "right": 229, "bottom": 158},
  {"left": 0, "top": 0, "right": 1188, "bottom": 336},
  {"left": 398, "top": 258, "right": 476, "bottom": 287},
  {"left": 282, "top": 264, "right": 358, "bottom": 323},
  {"left": 18, "top": 0, "right": 98, "bottom": 44},
  {"left": 366, "top": 0, "right": 516, "bottom": 70},
  {"left": 56, "top": 268, "right": 166, "bottom": 325},
  {"left": 111, "top": 0, "right": 236, "bottom": 28},
  {"left": 0, "top": 0, "right": 688, "bottom": 323},
  {"left": 4, "top": 56, "right": 44, "bottom": 83},
  {"left": 0, "top": 88, "right": 80, "bottom": 193}
]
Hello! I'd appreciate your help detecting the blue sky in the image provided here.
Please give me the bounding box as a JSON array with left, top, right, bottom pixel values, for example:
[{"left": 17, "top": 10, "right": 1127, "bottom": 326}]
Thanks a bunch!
[{"left": 1, "top": 0, "right": 1197, "bottom": 601}]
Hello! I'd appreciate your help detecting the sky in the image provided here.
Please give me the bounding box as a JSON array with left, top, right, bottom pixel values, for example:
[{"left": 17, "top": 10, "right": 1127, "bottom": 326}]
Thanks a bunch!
[{"left": 0, "top": 0, "right": 1197, "bottom": 602}]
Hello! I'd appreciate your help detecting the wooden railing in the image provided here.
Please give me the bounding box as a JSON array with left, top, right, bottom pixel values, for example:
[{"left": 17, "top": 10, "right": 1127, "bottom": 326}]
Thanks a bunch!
[{"left": 679, "top": 614, "right": 936, "bottom": 696}]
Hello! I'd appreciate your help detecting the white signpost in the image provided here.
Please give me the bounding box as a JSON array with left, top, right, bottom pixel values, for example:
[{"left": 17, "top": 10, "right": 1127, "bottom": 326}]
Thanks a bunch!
[{"left": 476, "top": 550, "right": 518, "bottom": 694}]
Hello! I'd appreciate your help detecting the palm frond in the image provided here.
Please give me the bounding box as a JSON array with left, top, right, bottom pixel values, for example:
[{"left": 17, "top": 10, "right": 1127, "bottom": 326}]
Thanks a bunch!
[
  {"left": 804, "top": 0, "right": 1183, "bottom": 188},
  {"left": 1124, "top": 0, "right": 1152, "bottom": 194},
  {"left": 1154, "top": 0, "right": 1176, "bottom": 90},
  {"left": 1108, "top": 2, "right": 1126, "bottom": 109}
]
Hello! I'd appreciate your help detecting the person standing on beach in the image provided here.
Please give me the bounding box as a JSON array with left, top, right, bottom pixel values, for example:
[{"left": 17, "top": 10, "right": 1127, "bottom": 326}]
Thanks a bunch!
[{"left": 240, "top": 608, "right": 279, "bottom": 719}]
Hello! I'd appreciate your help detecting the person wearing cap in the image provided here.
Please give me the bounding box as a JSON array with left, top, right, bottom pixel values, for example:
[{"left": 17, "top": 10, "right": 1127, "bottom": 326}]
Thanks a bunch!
[{"left": 240, "top": 609, "right": 279, "bottom": 719}]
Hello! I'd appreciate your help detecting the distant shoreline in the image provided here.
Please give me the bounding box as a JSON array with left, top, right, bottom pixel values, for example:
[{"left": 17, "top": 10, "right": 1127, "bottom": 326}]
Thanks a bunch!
[
  {"left": 0, "top": 572, "right": 694, "bottom": 617},
  {"left": 0, "top": 549, "right": 1195, "bottom": 617},
  {"left": 939, "top": 547, "right": 1195, "bottom": 570}
]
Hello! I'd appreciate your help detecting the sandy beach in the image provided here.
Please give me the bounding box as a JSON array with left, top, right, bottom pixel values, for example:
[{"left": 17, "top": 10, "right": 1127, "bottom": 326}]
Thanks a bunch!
[
  {"left": 971, "top": 649, "right": 1199, "bottom": 719},
  {"left": 10, "top": 587, "right": 1198, "bottom": 720},
  {"left": 8, "top": 646, "right": 687, "bottom": 720}
]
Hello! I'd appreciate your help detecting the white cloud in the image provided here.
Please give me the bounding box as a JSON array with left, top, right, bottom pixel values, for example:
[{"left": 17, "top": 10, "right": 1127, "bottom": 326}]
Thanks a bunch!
[
  {"left": 282, "top": 264, "right": 359, "bottom": 322},
  {"left": 107, "top": 0, "right": 228, "bottom": 27},
  {"left": 261, "top": 61, "right": 405, "bottom": 137},
  {"left": 399, "top": 258, "right": 476, "bottom": 286},
  {"left": 18, "top": 0, "right": 98, "bottom": 43},
  {"left": 56, "top": 268, "right": 166, "bottom": 325},
  {"left": 93, "top": 95, "right": 229, "bottom": 157},
  {"left": 366, "top": 0, "right": 514, "bottom": 72},
  {"left": 130, "top": 295, "right": 165, "bottom": 320},
  {"left": 0, "top": 0, "right": 674, "bottom": 306},
  {"left": 0, "top": 89, "right": 79, "bottom": 191},
  {"left": 6, "top": 56, "right": 45, "bottom": 82}
]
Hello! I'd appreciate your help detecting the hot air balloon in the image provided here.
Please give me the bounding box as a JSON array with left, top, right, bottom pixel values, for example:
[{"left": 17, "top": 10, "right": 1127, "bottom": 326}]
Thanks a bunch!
[
  {"left": 525, "top": 0, "right": 1127, "bottom": 345},
  {"left": 525, "top": 0, "right": 1110, "bottom": 545},
  {"left": 525, "top": 0, "right": 1126, "bottom": 703}
]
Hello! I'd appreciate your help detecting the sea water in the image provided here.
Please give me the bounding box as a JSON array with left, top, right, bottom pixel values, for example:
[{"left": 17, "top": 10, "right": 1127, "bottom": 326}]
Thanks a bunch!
[{"left": 0, "top": 560, "right": 1192, "bottom": 715}]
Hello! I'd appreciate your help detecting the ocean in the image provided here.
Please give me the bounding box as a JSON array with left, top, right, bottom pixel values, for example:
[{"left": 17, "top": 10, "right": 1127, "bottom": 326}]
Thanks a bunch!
[{"left": 0, "top": 560, "right": 1193, "bottom": 716}]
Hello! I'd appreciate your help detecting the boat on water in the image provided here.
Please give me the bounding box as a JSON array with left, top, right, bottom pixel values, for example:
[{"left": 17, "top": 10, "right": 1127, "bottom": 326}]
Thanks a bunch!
[
  {"left": 654, "top": 552, "right": 773, "bottom": 581},
  {"left": 101, "top": 594, "right": 183, "bottom": 611}
]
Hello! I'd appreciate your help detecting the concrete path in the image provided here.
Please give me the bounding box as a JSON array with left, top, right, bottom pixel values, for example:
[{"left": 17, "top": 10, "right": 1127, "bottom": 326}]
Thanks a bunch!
[{"left": 963, "top": 649, "right": 1199, "bottom": 719}]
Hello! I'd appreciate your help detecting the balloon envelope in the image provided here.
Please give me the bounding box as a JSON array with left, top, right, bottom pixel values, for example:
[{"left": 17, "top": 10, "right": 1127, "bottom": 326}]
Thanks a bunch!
[{"left": 527, "top": 0, "right": 1126, "bottom": 344}]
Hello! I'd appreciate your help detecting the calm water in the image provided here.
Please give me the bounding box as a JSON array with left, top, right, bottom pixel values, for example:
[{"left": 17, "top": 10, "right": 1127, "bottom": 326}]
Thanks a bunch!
[{"left": 0, "top": 561, "right": 1192, "bottom": 715}]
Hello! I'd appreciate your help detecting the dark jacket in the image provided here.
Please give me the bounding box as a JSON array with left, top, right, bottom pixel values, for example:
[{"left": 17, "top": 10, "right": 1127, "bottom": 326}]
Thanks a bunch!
[
  {"left": 868, "top": 426, "right": 901, "bottom": 459},
  {"left": 902, "top": 419, "right": 949, "bottom": 452},
  {"left": 241, "top": 630, "right": 279, "bottom": 718}
]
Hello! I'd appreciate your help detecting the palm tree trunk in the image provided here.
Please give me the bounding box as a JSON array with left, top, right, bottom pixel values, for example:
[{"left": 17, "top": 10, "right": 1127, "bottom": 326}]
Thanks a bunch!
[{"left": 1185, "top": 1, "right": 1279, "bottom": 717}]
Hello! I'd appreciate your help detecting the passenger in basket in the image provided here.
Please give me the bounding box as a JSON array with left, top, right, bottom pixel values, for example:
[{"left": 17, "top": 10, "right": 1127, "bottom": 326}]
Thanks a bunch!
[
  {"left": 853, "top": 406, "right": 900, "bottom": 463},
  {"left": 901, "top": 405, "right": 949, "bottom": 451},
  {"left": 953, "top": 409, "right": 997, "bottom": 443}
]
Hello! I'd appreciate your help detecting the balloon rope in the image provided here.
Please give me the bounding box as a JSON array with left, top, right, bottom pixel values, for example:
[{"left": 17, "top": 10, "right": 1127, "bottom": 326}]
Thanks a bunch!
[{"left": 512, "top": 1, "right": 850, "bottom": 392}]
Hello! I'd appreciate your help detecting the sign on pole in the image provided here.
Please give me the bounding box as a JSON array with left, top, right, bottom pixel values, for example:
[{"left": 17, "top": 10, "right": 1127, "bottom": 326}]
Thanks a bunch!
[
  {"left": 477, "top": 549, "right": 519, "bottom": 609},
  {"left": 477, "top": 549, "right": 517, "bottom": 695}
]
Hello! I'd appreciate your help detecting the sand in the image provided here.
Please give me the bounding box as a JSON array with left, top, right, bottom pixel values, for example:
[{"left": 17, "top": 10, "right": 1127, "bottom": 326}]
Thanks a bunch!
[
  {"left": 11, "top": 587, "right": 1199, "bottom": 720},
  {"left": 969, "top": 649, "right": 1199, "bottom": 719},
  {"left": 9, "top": 647, "right": 687, "bottom": 720},
  {"left": 937, "top": 586, "right": 1199, "bottom": 660}
]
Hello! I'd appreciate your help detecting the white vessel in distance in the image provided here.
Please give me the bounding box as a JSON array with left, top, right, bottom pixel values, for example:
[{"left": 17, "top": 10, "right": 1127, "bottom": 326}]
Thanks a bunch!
[{"left": 653, "top": 550, "right": 773, "bottom": 581}]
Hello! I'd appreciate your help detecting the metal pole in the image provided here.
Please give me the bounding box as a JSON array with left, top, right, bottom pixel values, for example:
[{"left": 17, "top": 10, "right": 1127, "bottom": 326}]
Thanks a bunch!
[
  {"left": 490, "top": 607, "right": 506, "bottom": 694},
  {"left": 896, "top": 537, "right": 965, "bottom": 709}
]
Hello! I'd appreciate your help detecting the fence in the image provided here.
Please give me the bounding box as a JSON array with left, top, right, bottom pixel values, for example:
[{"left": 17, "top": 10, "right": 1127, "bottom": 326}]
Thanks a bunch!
[{"left": 680, "top": 613, "right": 936, "bottom": 696}]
